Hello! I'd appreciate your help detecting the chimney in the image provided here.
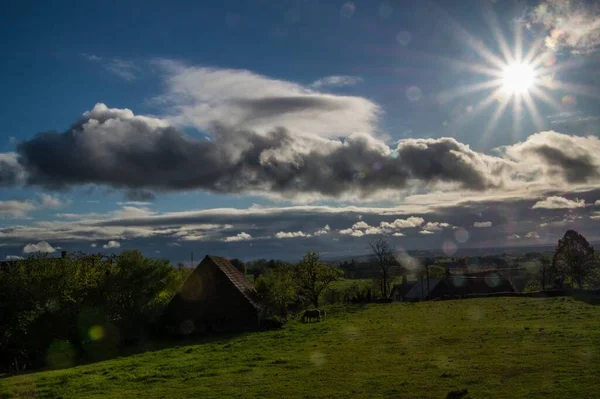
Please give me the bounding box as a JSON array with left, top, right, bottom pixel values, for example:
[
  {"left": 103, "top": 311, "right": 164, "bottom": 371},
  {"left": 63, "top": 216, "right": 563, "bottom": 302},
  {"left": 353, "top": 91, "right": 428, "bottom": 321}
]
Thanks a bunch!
[{"left": 61, "top": 250, "right": 68, "bottom": 259}]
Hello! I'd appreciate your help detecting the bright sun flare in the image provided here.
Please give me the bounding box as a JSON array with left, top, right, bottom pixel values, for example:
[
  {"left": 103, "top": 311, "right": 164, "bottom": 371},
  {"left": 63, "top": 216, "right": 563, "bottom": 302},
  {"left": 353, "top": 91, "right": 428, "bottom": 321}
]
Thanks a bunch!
[{"left": 502, "top": 63, "right": 536, "bottom": 94}]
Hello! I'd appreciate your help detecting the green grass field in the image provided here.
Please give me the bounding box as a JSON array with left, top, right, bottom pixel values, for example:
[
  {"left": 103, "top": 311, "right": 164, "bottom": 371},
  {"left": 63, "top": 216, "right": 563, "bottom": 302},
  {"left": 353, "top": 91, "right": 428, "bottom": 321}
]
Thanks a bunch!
[{"left": 2, "top": 297, "right": 600, "bottom": 398}]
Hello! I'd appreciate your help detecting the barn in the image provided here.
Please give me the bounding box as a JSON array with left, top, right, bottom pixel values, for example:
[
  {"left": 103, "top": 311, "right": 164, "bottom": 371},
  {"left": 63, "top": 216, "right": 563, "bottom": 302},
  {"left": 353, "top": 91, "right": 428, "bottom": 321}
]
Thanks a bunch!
[{"left": 166, "top": 255, "right": 264, "bottom": 334}]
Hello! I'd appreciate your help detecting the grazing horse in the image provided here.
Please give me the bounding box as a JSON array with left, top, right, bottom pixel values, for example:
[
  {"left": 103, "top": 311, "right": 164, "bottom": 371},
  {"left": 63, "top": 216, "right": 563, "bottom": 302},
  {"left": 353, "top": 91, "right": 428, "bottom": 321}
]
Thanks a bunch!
[{"left": 301, "top": 309, "right": 321, "bottom": 323}]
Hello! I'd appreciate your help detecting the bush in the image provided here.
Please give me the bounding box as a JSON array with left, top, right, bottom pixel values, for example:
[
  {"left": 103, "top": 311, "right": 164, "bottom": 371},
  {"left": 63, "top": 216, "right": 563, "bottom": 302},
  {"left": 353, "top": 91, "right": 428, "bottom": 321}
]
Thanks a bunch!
[{"left": 0, "top": 251, "right": 184, "bottom": 372}]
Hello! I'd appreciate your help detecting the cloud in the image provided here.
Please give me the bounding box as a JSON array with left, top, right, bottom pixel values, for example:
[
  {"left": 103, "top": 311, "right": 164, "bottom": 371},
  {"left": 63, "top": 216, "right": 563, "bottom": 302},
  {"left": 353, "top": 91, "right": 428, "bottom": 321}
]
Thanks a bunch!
[
  {"left": 529, "top": 0, "right": 600, "bottom": 54},
  {"left": 105, "top": 59, "right": 138, "bottom": 81},
  {"left": 0, "top": 153, "right": 25, "bottom": 186},
  {"left": 313, "top": 225, "right": 331, "bottom": 236},
  {"left": 392, "top": 232, "right": 405, "bottom": 236},
  {"left": 473, "top": 221, "right": 492, "bottom": 228},
  {"left": 595, "top": 200, "right": 600, "bottom": 206},
  {"left": 340, "top": 216, "right": 425, "bottom": 237},
  {"left": 379, "top": 216, "right": 424, "bottom": 230},
  {"left": 117, "top": 201, "right": 153, "bottom": 206},
  {"left": 23, "top": 241, "right": 56, "bottom": 254},
  {"left": 421, "top": 222, "right": 452, "bottom": 232},
  {"left": 39, "top": 193, "right": 66, "bottom": 209},
  {"left": 508, "top": 234, "right": 521, "bottom": 240},
  {"left": 532, "top": 196, "right": 586, "bottom": 209},
  {"left": 82, "top": 53, "right": 102, "bottom": 62},
  {"left": 152, "top": 60, "right": 379, "bottom": 138},
  {"left": 274, "top": 231, "right": 311, "bottom": 239},
  {"left": 525, "top": 231, "right": 540, "bottom": 239},
  {"left": 0, "top": 200, "right": 36, "bottom": 218},
  {"left": 90, "top": 243, "right": 97, "bottom": 248},
  {"left": 419, "top": 230, "right": 435, "bottom": 235},
  {"left": 223, "top": 232, "right": 252, "bottom": 242},
  {"left": 103, "top": 240, "right": 121, "bottom": 249},
  {"left": 15, "top": 103, "right": 511, "bottom": 200},
  {"left": 310, "top": 75, "right": 363, "bottom": 89},
  {"left": 5, "top": 255, "right": 24, "bottom": 260}
]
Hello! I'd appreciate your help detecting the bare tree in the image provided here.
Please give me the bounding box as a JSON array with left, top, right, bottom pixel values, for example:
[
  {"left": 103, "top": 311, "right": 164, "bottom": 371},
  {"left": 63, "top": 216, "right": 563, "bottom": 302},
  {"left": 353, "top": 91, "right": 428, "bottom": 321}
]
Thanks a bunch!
[{"left": 369, "top": 239, "right": 400, "bottom": 298}]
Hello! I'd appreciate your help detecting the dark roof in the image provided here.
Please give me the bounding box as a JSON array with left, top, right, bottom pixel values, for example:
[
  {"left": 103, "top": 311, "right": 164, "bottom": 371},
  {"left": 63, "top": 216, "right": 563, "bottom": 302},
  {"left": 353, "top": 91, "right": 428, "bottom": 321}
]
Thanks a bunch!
[
  {"left": 204, "top": 255, "right": 263, "bottom": 310},
  {"left": 405, "top": 279, "right": 442, "bottom": 300},
  {"left": 390, "top": 282, "right": 415, "bottom": 298}
]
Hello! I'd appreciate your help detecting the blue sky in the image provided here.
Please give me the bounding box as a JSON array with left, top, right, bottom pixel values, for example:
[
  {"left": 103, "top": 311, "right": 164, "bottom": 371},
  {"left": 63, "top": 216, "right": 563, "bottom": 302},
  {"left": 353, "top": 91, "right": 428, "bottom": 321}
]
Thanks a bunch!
[{"left": 1, "top": 0, "right": 600, "bottom": 261}]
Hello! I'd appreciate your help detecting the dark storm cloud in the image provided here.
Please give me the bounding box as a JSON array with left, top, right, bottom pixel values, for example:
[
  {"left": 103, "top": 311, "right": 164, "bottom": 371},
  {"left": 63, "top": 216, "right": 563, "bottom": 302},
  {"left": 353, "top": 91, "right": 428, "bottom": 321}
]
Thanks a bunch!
[{"left": 15, "top": 104, "right": 504, "bottom": 198}]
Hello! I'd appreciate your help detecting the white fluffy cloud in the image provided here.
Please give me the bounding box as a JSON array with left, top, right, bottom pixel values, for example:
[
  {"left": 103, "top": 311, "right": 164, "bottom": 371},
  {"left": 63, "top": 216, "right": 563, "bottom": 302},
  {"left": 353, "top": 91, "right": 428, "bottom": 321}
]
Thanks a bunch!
[
  {"left": 313, "top": 225, "right": 331, "bottom": 236},
  {"left": 40, "top": 193, "right": 66, "bottom": 209},
  {"left": 340, "top": 216, "right": 426, "bottom": 237},
  {"left": 419, "top": 230, "right": 435, "bottom": 235},
  {"left": 103, "top": 240, "right": 121, "bottom": 249},
  {"left": 274, "top": 231, "right": 311, "bottom": 239},
  {"left": 525, "top": 231, "right": 540, "bottom": 239},
  {"left": 23, "top": 241, "right": 56, "bottom": 254},
  {"left": 5, "top": 255, "right": 24, "bottom": 260},
  {"left": 532, "top": 196, "right": 586, "bottom": 209},
  {"left": 530, "top": 0, "right": 600, "bottom": 54},
  {"left": 473, "top": 221, "right": 492, "bottom": 228},
  {"left": 223, "top": 232, "right": 252, "bottom": 242}
]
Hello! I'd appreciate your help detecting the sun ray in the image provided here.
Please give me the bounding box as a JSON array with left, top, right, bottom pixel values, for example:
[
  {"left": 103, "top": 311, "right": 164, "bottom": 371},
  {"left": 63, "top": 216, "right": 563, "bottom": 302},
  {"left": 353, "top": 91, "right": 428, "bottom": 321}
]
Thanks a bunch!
[
  {"left": 437, "top": 79, "right": 503, "bottom": 103},
  {"left": 483, "top": 5, "right": 515, "bottom": 65},
  {"left": 522, "top": 92, "right": 545, "bottom": 131},
  {"left": 479, "top": 94, "right": 511, "bottom": 148},
  {"left": 512, "top": 94, "right": 523, "bottom": 141}
]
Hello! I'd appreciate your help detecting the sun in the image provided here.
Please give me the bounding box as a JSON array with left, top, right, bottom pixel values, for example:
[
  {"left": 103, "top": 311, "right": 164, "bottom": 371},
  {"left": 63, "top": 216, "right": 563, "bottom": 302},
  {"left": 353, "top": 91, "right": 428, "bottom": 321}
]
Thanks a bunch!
[{"left": 502, "top": 63, "right": 536, "bottom": 94}]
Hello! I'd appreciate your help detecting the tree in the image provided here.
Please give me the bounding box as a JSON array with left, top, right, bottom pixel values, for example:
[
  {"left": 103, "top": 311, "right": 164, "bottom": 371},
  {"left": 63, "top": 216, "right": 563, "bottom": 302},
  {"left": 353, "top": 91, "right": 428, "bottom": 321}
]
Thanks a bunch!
[
  {"left": 230, "top": 259, "right": 246, "bottom": 275},
  {"left": 368, "top": 239, "right": 400, "bottom": 298},
  {"left": 255, "top": 268, "right": 296, "bottom": 319},
  {"left": 293, "top": 252, "right": 343, "bottom": 308},
  {"left": 551, "top": 230, "right": 596, "bottom": 288}
]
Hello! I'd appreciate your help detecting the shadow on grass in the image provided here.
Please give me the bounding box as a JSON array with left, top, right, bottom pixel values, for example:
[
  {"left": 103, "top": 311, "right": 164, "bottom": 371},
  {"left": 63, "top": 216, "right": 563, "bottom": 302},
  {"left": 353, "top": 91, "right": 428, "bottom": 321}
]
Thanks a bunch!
[{"left": 0, "top": 329, "right": 253, "bottom": 380}]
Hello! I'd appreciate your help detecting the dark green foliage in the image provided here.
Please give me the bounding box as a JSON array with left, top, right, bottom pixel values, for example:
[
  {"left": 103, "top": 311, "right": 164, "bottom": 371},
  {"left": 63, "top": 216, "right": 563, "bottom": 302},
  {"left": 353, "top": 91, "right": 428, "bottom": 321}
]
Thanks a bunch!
[
  {"left": 255, "top": 268, "right": 296, "bottom": 319},
  {"left": 0, "top": 251, "right": 185, "bottom": 372},
  {"left": 293, "top": 252, "right": 343, "bottom": 308},
  {"left": 551, "top": 230, "right": 597, "bottom": 288}
]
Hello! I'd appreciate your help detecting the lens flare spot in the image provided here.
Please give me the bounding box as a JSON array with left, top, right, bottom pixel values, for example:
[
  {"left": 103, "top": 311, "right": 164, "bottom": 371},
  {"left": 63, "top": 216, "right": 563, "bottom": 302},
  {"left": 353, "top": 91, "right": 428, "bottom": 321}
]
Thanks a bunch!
[
  {"left": 542, "top": 52, "right": 556, "bottom": 67},
  {"left": 465, "top": 105, "right": 473, "bottom": 113},
  {"left": 452, "top": 275, "right": 466, "bottom": 287},
  {"left": 562, "top": 95, "right": 576, "bottom": 106},
  {"left": 310, "top": 351, "right": 326, "bottom": 367},
  {"left": 372, "top": 161, "right": 383, "bottom": 171},
  {"left": 484, "top": 273, "right": 500, "bottom": 287},
  {"left": 378, "top": 1, "right": 394, "bottom": 18},
  {"left": 340, "top": 2, "right": 355, "bottom": 18},
  {"left": 406, "top": 86, "right": 422, "bottom": 102},
  {"left": 396, "top": 31, "right": 412, "bottom": 46},
  {"left": 442, "top": 240, "right": 457, "bottom": 256},
  {"left": 88, "top": 325, "right": 105, "bottom": 341},
  {"left": 453, "top": 228, "right": 469, "bottom": 244}
]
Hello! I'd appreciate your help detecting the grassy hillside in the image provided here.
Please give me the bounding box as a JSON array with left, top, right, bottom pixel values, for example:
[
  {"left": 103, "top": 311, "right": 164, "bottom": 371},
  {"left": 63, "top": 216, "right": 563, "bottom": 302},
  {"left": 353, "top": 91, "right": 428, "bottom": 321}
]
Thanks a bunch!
[{"left": 2, "top": 297, "right": 600, "bottom": 398}]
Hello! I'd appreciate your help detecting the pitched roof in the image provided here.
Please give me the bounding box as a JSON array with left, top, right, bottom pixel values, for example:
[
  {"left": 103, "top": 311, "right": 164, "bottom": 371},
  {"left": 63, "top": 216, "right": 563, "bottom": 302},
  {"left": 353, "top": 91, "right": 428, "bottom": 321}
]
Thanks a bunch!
[
  {"left": 204, "top": 255, "right": 263, "bottom": 310},
  {"left": 404, "top": 278, "right": 442, "bottom": 300}
]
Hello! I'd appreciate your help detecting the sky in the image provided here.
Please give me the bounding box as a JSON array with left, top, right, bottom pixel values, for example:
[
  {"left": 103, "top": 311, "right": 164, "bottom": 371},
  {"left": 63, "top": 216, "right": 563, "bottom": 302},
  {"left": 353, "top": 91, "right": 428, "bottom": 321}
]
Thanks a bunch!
[{"left": 1, "top": 0, "right": 600, "bottom": 262}]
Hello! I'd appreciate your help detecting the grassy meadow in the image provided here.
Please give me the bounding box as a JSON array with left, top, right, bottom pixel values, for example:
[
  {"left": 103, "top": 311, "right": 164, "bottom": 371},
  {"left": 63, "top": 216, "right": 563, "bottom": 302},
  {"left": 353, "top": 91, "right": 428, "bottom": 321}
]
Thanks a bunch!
[{"left": 2, "top": 297, "right": 600, "bottom": 398}]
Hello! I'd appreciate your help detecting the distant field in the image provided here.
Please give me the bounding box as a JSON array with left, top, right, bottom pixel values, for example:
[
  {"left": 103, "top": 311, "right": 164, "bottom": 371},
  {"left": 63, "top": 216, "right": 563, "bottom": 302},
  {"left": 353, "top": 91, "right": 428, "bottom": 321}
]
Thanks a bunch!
[{"left": 2, "top": 297, "right": 600, "bottom": 398}]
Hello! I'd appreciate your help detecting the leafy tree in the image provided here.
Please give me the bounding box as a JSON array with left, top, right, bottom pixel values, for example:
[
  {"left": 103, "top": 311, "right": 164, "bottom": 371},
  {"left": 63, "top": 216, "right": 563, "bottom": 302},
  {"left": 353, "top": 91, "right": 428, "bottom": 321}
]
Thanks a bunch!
[
  {"left": 293, "top": 252, "right": 343, "bottom": 308},
  {"left": 230, "top": 258, "right": 246, "bottom": 275},
  {"left": 255, "top": 268, "right": 296, "bottom": 319},
  {"left": 369, "top": 239, "right": 400, "bottom": 298},
  {"left": 551, "top": 230, "right": 596, "bottom": 288}
]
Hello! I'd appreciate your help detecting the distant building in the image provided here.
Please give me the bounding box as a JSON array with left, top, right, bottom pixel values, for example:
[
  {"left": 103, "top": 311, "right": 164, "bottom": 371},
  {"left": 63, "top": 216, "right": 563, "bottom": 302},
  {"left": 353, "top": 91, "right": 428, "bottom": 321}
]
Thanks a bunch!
[
  {"left": 166, "top": 255, "right": 264, "bottom": 334},
  {"left": 393, "top": 270, "right": 515, "bottom": 301}
]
